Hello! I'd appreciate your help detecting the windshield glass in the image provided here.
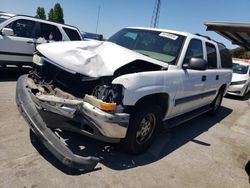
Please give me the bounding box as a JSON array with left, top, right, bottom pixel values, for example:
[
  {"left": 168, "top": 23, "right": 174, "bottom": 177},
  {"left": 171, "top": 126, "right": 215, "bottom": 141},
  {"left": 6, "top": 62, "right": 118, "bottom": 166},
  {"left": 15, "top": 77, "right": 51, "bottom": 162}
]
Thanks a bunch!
[
  {"left": 0, "top": 15, "right": 11, "bottom": 24},
  {"left": 232, "top": 63, "right": 249, "bottom": 74},
  {"left": 108, "top": 28, "right": 185, "bottom": 64}
]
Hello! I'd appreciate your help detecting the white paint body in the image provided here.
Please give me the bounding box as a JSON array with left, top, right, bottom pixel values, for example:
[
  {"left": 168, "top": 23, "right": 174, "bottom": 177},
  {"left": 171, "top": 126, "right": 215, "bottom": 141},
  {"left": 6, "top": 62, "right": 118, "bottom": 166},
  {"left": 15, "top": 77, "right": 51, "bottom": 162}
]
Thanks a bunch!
[
  {"left": 35, "top": 27, "right": 232, "bottom": 121},
  {"left": 0, "top": 14, "right": 82, "bottom": 65},
  {"left": 227, "top": 60, "right": 250, "bottom": 96}
]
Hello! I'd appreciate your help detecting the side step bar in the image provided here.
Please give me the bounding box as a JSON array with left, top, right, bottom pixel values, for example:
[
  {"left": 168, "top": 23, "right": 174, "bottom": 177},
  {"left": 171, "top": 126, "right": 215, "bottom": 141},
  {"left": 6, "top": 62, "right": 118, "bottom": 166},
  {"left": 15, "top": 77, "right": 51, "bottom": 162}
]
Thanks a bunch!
[
  {"left": 164, "top": 105, "right": 211, "bottom": 128},
  {"left": 16, "top": 75, "right": 99, "bottom": 170}
]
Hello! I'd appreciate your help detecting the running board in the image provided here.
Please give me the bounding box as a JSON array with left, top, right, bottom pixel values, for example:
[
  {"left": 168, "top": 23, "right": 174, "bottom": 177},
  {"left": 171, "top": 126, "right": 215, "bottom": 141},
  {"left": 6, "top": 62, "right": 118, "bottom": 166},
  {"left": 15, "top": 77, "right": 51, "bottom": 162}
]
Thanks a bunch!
[{"left": 163, "top": 105, "right": 211, "bottom": 128}]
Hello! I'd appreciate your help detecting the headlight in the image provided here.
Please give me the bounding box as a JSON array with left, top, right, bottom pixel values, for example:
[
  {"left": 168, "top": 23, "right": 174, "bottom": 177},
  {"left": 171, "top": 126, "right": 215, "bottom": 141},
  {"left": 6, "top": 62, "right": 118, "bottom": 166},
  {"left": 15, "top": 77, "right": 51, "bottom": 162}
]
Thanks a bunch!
[
  {"left": 33, "top": 54, "right": 44, "bottom": 66},
  {"left": 231, "top": 80, "right": 247, "bottom": 85}
]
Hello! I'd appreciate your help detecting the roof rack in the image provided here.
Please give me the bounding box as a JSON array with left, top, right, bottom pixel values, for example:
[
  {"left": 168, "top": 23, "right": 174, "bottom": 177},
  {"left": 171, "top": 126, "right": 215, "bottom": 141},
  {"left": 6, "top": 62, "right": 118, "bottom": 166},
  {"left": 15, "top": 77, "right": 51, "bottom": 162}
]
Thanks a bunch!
[
  {"left": 194, "top": 33, "right": 226, "bottom": 47},
  {"left": 194, "top": 33, "right": 211, "bottom": 40},
  {"left": 12, "top": 14, "right": 80, "bottom": 30}
]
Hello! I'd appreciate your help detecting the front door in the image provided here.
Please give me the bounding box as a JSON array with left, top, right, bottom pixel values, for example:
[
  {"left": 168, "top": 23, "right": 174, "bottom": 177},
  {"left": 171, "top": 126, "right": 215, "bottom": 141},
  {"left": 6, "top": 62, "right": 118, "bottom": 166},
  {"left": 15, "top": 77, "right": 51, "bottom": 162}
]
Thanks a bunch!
[
  {"left": 0, "top": 19, "right": 37, "bottom": 65},
  {"left": 170, "top": 38, "right": 207, "bottom": 117}
]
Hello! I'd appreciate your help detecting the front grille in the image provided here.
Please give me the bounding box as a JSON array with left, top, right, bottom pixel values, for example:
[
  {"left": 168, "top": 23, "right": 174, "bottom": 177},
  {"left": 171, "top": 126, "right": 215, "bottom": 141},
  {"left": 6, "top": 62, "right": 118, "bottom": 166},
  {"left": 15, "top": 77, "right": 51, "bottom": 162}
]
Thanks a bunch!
[{"left": 31, "top": 60, "right": 101, "bottom": 98}]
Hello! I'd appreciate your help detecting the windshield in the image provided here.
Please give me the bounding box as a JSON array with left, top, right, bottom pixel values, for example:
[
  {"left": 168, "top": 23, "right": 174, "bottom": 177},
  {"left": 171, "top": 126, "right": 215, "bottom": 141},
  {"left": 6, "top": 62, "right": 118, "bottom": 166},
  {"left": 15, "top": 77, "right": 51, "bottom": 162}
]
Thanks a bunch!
[
  {"left": 108, "top": 28, "right": 185, "bottom": 64},
  {"left": 232, "top": 63, "right": 249, "bottom": 74},
  {"left": 0, "top": 15, "right": 11, "bottom": 24}
]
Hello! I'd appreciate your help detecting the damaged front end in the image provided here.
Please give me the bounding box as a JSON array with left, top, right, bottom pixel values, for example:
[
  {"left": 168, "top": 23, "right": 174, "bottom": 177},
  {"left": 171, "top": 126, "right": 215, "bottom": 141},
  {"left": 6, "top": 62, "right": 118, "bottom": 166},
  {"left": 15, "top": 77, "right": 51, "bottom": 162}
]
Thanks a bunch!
[
  {"left": 16, "top": 39, "right": 166, "bottom": 170},
  {"left": 16, "top": 55, "right": 130, "bottom": 170}
]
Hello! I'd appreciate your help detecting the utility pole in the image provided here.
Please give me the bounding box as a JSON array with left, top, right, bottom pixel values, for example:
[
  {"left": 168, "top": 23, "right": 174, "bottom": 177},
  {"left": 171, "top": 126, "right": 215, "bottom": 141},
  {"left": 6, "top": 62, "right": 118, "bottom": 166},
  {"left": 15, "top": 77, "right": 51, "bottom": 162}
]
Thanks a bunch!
[
  {"left": 150, "top": 0, "right": 161, "bottom": 28},
  {"left": 95, "top": 6, "right": 101, "bottom": 33}
]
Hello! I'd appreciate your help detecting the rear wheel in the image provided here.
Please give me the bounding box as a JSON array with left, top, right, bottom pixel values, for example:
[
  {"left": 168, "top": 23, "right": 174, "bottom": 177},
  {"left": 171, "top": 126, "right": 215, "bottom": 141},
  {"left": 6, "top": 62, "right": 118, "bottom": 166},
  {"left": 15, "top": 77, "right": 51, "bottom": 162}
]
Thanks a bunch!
[
  {"left": 122, "top": 104, "right": 162, "bottom": 154},
  {"left": 209, "top": 89, "right": 224, "bottom": 115}
]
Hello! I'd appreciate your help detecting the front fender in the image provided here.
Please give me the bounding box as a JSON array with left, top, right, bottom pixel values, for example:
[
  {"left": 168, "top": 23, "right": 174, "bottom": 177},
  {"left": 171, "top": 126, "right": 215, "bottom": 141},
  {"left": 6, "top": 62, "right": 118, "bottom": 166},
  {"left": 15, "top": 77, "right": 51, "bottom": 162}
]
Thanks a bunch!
[{"left": 112, "top": 71, "right": 178, "bottom": 106}]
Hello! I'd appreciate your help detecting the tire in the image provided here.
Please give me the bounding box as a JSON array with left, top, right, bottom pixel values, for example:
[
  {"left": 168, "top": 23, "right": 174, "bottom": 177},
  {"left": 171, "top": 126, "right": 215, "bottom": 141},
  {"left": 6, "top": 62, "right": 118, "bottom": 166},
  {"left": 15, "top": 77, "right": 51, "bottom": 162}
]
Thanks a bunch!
[
  {"left": 122, "top": 104, "right": 162, "bottom": 154},
  {"left": 209, "top": 89, "right": 224, "bottom": 115}
]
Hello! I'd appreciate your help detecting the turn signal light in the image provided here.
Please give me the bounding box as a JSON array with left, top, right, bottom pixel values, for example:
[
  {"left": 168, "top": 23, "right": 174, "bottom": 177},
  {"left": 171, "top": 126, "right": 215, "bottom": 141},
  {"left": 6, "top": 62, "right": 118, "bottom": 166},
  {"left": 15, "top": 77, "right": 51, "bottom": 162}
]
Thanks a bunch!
[
  {"left": 84, "top": 95, "right": 117, "bottom": 111},
  {"left": 100, "top": 102, "right": 116, "bottom": 111}
]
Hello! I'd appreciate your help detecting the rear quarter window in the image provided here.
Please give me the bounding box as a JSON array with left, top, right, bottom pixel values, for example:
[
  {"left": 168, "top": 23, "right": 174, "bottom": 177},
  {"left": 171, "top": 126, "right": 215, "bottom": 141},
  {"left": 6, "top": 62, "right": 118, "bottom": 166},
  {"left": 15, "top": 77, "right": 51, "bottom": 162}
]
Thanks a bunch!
[
  {"left": 219, "top": 45, "right": 232, "bottom": 69},
  {"left": 63, "top": 27, "right": 81, "bottom": 41}
]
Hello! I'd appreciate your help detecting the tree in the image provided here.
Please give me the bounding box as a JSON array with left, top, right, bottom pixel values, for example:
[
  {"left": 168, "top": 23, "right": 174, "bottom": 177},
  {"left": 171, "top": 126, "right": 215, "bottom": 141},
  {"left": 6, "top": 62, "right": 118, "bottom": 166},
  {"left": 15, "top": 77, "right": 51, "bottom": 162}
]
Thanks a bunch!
[
  {"left": 48, "top": 8, "right": 54, "bottom": 22},
  {"left": 35, "top": 7, "right": 46, "bottom": 20},
  {"left": 231, "top": 47, "right": 250, "bottom": 59},
  {"left": 53, "top": 3, "right": 64, "bottom": 24}
]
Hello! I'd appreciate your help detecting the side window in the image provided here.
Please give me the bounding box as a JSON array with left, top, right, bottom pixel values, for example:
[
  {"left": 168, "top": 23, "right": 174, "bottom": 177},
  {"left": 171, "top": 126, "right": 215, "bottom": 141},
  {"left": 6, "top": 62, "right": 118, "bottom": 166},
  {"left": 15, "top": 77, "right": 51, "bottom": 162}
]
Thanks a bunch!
[
  {"left": 38, "top": 23, "right": 62, "bottom": 41},
  {"left": 62, "top": 27, "right": 81, "bottom": 41},
  {"left": 218, "top": 44, "right": 232, "bottom": 69},
  {"left": 6, "top": 19, "right": 36, "bottom": 38},
  {"left": 206, "top": 43, "right": 217, "bottom": 69},
  {"left": 184, "top": 39, "right": 203, "bottom": 64}
]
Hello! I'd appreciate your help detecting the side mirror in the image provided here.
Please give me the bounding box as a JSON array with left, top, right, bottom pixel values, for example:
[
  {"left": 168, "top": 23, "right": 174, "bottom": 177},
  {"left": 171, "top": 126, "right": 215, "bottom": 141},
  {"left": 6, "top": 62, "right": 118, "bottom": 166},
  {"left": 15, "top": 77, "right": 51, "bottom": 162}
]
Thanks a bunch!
[
  {"left": 183, "top": 58, "right": 207, "bottom": 71},
  {"left": 1, "top": 28, "right": 14, "bottom": 36}
]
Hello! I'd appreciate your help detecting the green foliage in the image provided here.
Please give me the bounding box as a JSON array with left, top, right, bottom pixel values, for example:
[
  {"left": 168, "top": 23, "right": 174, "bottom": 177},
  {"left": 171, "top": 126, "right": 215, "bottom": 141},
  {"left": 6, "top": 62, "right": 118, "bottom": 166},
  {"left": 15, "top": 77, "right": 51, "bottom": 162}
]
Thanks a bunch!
[
  {"left": 35, "top": 7, "right": 46, "bottom": 20},
  {"left": 230, "top": 47, "right": 250, "bottom": 59},
  {"left": 36, "top": 3, "right": 64, "bottom": 24},
  {"left": 48, "top": 8, "right": 54, "bottom": 22},
  {"left": 53, "top": 3, "right": 64, "bottom": 24}
]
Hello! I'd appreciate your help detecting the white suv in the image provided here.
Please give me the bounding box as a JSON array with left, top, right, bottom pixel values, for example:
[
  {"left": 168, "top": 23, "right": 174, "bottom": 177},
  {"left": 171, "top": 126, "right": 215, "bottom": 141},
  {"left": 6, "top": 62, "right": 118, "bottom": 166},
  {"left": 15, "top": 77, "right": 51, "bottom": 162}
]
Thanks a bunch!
[
  {"left": 0, "top": 12, "right": 82, "bottom": 67},
  {"left": 16, "top": 27, "right": 232, "bottom": 170}
]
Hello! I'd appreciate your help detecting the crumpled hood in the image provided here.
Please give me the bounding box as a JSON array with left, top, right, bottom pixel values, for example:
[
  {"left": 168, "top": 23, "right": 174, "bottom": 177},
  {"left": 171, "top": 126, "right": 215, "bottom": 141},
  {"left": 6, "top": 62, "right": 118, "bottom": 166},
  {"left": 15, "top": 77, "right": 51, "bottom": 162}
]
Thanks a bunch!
[
  {"left": 36, "top": 40, "right": 168, "bottom": 77},
  {"left": 232, "top": 73, "right": 248, "bottom": 82}
]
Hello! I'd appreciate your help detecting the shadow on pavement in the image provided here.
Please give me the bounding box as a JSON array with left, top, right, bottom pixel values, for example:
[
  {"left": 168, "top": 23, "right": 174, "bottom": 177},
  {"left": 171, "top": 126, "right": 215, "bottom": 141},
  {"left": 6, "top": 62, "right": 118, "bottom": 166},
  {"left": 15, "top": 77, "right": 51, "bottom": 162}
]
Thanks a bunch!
[
  {"left": 245, "top": 160, "right": 250, "bottom": 184},
  {"left": 0, "top": 67, "right": 31, "bottom": 82},
  {"left": 30, "top": 106, "right": 232, "bottom": 175}
]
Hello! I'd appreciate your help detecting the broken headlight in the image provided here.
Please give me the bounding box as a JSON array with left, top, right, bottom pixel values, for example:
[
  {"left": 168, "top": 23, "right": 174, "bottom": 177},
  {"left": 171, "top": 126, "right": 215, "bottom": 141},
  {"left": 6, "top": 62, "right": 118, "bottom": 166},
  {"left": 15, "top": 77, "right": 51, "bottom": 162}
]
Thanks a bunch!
[
  {"left": 33, "top": 54, "right": 44, "bottom": 66},
  {"left": 92, "top": 84, "right": 123, "bottom": 105}
]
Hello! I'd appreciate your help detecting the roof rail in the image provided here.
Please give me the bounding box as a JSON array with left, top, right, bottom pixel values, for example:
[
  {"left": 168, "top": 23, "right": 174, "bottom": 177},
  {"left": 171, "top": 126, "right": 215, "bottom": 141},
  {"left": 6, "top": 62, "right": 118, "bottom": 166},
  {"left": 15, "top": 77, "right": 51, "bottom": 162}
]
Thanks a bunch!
[
  {"left": 13, "top": 14, "right": 80, "bottom": 30},
  {"left": 194, "top": 33, "right": 211, "bottom": 40},
  {"left": 194, "top": 33, "right": 226, "bottom": 47}
]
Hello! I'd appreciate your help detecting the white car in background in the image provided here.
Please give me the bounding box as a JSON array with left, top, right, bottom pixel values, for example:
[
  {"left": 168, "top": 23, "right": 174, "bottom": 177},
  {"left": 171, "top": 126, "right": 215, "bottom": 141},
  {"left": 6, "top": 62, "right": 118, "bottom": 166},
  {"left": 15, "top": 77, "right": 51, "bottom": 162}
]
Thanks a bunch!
[
  {"left": 227, "top": 59, "right": 250, "bottom": 97},
  {"left": 0, "top": 12, "right": 83, "bottom": 68}
]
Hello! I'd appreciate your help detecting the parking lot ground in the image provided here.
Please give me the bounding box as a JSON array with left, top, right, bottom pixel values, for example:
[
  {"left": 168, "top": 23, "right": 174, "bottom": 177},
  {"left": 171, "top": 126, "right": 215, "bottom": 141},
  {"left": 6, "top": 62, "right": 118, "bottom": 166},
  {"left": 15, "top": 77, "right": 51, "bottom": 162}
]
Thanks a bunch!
[{"left": 1, "top": 68, "right": 250, "bottom": 188}]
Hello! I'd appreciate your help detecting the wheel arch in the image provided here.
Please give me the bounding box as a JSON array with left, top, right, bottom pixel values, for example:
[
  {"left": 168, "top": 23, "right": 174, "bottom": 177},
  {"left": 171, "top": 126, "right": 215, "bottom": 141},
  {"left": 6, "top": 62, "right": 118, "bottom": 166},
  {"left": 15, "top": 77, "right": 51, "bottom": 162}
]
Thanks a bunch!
[
  {"left": 220, "top": 83, "right": 227, "bottom": 96},
  {"left": 131, "top": 93, "right": 169, "bottom": 118}
]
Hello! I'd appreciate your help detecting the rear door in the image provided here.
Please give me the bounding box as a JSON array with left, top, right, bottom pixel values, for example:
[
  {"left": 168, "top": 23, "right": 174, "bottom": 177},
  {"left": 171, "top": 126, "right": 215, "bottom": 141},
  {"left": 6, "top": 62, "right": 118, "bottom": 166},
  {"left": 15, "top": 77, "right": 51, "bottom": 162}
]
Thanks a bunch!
[
  {"left": 0, "top": 19, "right": 37, "bottom": 65},
  {"left": 202, "top": 42, "right": 220, "bottom": 104},
  {"left": 36, "top": 22, "right": 63, "bottom": 42}
]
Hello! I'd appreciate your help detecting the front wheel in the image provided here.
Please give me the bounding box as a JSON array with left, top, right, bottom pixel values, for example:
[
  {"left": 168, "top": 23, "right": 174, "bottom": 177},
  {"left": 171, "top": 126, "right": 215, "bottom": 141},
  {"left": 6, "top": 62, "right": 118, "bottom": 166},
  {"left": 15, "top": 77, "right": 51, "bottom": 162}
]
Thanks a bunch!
[
  {"left": 209, "top": 89, "right": 224, "bottom": 115},
  {"left": 122, "top": 104, "right": 162, "bottom": 154}
]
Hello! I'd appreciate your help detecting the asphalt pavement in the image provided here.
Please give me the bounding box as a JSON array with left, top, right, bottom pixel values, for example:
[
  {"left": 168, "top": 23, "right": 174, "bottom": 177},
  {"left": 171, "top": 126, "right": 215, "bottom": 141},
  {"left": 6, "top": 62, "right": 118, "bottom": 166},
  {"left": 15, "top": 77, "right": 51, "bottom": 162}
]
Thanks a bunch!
[{"left": 0, "top": 67, "right": 250, "bottom": 188}]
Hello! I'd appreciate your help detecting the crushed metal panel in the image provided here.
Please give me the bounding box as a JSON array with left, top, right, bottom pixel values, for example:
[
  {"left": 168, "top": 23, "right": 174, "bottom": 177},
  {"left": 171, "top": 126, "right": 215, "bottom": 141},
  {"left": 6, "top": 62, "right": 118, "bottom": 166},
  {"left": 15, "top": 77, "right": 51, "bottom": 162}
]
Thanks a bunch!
[{"left": 204, "top": 21, "right": 250, "bottom": 49}]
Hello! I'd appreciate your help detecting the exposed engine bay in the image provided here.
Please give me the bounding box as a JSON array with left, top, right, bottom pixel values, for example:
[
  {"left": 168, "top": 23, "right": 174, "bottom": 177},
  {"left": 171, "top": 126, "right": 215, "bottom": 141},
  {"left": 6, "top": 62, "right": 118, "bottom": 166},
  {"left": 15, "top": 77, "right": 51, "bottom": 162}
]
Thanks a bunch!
[{"left": 29, "top": 56, "right": 164, "bottom": 111}]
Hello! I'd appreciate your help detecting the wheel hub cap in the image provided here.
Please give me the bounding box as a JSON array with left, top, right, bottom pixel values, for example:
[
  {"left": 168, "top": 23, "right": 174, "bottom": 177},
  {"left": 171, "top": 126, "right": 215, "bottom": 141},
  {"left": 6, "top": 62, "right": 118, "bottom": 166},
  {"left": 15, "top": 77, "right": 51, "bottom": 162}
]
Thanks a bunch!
[{"left": 136, "top": 113, "right": 156, "bottom": 144}]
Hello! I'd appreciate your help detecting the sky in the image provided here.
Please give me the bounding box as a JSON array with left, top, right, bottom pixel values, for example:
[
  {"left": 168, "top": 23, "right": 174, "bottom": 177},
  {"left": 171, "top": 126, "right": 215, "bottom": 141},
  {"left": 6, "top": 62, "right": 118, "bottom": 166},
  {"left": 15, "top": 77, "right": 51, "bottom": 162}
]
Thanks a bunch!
[{"left": 1, "top": 0, "right": 250, "bottom": 49}]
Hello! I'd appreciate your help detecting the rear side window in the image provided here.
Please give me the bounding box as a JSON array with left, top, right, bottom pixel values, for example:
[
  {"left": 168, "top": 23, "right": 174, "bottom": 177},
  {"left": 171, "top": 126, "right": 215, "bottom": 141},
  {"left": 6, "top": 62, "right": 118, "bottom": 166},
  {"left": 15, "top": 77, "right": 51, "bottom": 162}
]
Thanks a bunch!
[
  {"left": 184, "top": 39, "right": 203, "bottom": 64},
  {"left": 218, "top": 45, "right": 232, "bottom": 69},
  {"left": 38, "top": 23, "right": 62, "bottom": 41},
  {"left": 206, "top": 42, "right": 217, "bottom": 69},
  {"left": 63, "top": 27, "right": 81, "bottom": 41},
  {"left": 6, "top": 19, "right": 36, "bottom": 38}
]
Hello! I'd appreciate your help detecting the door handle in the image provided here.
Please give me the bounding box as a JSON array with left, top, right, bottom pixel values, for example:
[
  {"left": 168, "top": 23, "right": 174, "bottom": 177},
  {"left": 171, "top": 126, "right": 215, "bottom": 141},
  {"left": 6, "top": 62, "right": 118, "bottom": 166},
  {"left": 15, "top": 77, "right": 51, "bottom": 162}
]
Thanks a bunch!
[
  {"left": 216, "top": 75, "right": 219, "bottom": 80},
  {"left": 202, "top": 75, "right": 206, "bottom": 82},
  {"left": 27, "top": 41, "right": 35, "bottom": 44}
]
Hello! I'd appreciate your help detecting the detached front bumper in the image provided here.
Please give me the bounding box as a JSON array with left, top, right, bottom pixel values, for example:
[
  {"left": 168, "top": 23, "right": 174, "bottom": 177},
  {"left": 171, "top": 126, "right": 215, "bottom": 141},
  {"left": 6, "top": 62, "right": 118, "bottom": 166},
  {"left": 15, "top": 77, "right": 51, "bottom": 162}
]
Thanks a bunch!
[{"left": 16, "top": 75, "right": 99, "bottom": 170}]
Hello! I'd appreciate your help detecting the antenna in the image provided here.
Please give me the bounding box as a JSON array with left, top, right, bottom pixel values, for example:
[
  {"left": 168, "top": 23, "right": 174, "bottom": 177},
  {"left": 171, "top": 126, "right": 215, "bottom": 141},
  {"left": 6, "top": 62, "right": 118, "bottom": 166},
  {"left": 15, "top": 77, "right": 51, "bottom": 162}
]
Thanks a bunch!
[
  {"left": 95, "top": 6, "right": 101, "bottom": 33},
  {"left": 150, "top": 0, "right": 161, "bottom": 28}
]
